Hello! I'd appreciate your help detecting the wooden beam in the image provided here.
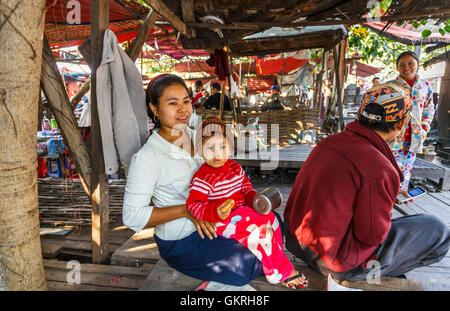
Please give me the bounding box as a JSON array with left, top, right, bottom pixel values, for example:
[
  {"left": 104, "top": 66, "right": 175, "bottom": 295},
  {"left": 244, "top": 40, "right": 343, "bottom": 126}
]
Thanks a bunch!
[
  {"left": 423, "top": 50, "right": 450, "bottom": 68},
  {"left": 70, "top": 77, "right": 91, "bottom": 108},
  {"left": 187, "top": 22, "right": 259, "bottom": 30},
  {"left": 126, "top": 9, "right": 158, "bottom": 61},
  {"left": 229, "top": 30, "right": 343, "bottom": 56},
  {"left": 181, "top": 0, "right": 195, "bottom": 22},
  {"left": 425, "top": 43, "right": 449, "bottom": 54},
  {"left": 90, "top": 0, "right": 110, "bottom": 265},
  {"left": 143, "top": 0, "right": 193, "bottom": 38},
  {"left": 40, "top": 36, "right": 92, "bottom": 195},
  {"left": 188, "top": 9, "right": 450, "bottom": 29},
  {"left": 180, "top": 0, "right": 196, "bottom": 37}
]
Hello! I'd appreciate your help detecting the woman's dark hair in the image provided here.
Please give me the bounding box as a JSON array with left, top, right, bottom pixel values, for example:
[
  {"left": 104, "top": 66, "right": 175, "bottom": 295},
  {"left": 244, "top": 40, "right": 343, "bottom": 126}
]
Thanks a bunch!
[
  {"left": 358, "top": 102, "right": 400, "bottom": 133},
  {"left": 145, "top": 74, "right": 189, "bottom": 128},
  {"left": 396, "top": 50, "right": 419, "bottom": 66}
]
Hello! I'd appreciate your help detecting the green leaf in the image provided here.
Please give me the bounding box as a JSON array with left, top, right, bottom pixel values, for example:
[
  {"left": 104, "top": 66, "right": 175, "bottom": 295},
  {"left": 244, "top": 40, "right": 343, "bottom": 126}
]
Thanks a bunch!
[
  {"left": 439, "top": 28, "right": 446, "bottom": 36},
  {"left": 422, "top": 29, "right": 432, "bottom": 37},
  {"left": 412, "top": 21, "right": 419, "bottom": 29},
  {"left": 420, "top": 19, "right": 427, "bottom": 25},
  {"left": 445, "top": 24, "right": 450, "bottom": 33}
]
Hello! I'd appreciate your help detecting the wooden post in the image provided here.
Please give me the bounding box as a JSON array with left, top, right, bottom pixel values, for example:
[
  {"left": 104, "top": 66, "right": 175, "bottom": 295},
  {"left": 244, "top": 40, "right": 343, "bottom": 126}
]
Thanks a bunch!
[
  {"left": 315, "top": 48, "right": 325, "bottom": 110},
  {"left": 219, "top": 80, "right": 226, "bottom": 121},
  {"left": 438, "top": 60, "right": 449, "bottom": 141},
  {"left": 90, "top": 0, "right": 110, "bottom": 264},
  {"left": 228, "top": 55, "right": 238, "bottom": 123},
  {"left": 41, "top": 36, "right": 92, "bottom": 194},
  {"left": 338, "top": 39, "right": 347, "bottom": 99},
  {"left": 333, "top": 42, "right": 345, "bottom": 132}
]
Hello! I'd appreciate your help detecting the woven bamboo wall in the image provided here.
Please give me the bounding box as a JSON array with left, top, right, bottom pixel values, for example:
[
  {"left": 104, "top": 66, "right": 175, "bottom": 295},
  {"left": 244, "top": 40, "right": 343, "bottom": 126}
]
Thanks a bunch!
[{"left": 195, "top": 108, "right": 321, "bottom": 146}]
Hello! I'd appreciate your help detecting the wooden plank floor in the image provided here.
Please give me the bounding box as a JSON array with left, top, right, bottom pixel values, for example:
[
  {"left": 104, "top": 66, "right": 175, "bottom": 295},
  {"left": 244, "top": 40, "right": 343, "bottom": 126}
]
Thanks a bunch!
[
  {"left": 44, "top": 259, "right": 153, "bottom": 291},
  {"left": 393, "top": 190, "right": 450, "bottom": 284},
  {"left": 40, "top": 218, "right": 135, "bottom": 262},
  {"left": 39, "top": 170, "right": 450, "bottom": 290}
]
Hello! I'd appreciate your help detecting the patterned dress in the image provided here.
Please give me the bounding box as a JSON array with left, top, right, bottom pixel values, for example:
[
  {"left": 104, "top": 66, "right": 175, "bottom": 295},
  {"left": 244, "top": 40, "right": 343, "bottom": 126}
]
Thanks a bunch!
[
  {"left": 186, "top": 159, "right": 294, "bottom": 284},
  {"left": 390, "top": 75, "right": 434, "bottom": 190}
]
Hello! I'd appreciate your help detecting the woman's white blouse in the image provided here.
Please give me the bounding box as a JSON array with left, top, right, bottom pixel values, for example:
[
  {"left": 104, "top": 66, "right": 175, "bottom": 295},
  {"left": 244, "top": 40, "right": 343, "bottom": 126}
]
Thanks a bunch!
[{"left": 122, "top": 128, "right": 203, "bottom": 240}]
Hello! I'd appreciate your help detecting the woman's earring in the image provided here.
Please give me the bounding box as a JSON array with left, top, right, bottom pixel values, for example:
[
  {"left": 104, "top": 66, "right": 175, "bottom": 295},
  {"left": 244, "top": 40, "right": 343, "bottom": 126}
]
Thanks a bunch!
[{"left": 154, "top": 115, "right": 159, "bottom": 122}]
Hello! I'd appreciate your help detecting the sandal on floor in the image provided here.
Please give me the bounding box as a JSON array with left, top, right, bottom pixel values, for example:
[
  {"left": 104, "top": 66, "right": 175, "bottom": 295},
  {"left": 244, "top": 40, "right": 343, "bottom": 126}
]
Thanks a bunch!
[{"left": 280, "top": 272, "right": 309, "bottom": 290}]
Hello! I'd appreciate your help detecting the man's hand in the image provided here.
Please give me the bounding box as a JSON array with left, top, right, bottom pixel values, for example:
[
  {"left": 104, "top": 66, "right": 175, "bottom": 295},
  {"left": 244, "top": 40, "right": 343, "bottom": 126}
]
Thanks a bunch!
[{"left": 396, "top": 189, "right": 414, "bottom": 204}]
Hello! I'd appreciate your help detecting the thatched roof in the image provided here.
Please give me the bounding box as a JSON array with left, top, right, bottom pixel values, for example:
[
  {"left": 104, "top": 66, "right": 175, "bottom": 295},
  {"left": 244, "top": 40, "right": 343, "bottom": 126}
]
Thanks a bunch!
[
  {"left": 45, "top": 0, "right": 450, "bottom": 58},
  {"left": 172, "top": 0, "right": 450, "bottom": 51}
]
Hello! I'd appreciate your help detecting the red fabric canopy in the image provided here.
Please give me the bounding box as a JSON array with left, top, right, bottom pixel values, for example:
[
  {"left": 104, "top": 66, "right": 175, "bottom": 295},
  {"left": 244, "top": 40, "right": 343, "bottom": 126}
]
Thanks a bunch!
[
  {"left": 252, "top": 54, "right": 309, "bottom": 75},
  {"left": 174, "top": 61, "right": 256, "bottom": 75},
  {"left": 245, "top": 76, "right": 276, "bottom": 94},
  {"left": 349, "top": 61, "right": 382, "bottom": 78},
  {"left": 45, "top": 0, "right": 209, "bottom": 59}
]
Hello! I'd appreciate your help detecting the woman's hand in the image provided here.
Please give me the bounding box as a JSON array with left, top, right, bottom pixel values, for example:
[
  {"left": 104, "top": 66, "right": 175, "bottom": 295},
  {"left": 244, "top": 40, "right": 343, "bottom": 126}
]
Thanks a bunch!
[{"left": 186, "top": 212, "right": 217, "bottom": 240}]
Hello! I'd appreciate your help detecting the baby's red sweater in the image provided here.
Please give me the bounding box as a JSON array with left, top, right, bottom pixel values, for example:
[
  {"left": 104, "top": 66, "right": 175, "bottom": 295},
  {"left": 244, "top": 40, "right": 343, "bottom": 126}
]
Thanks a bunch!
[{"left": 186, "top": 159, "right": 257, "bottom": 222}]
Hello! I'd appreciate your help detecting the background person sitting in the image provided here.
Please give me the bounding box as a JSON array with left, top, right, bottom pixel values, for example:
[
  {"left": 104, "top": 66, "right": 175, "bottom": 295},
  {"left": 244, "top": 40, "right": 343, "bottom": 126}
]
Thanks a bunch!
[
  {"left": 372, "top": 77, "right": 380, "bottom": 88},
  {"left": 261, "top": 85, "right": 285, "bottom": 111},
  {"left": 191, "top": 80, "right": 204, "bottom": 109},
  {"left": 203, "top": 82, "right": 232, "bottom": 111},
  {"left": 357, "top": 78, "right": 370, "bottom": 92}
]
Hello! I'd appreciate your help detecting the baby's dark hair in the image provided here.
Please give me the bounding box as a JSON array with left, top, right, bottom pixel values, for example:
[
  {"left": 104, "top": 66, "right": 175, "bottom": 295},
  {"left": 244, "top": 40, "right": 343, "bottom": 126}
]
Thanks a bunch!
[{"left": 145, "top": 74, "right": 189, "bottom": 128}]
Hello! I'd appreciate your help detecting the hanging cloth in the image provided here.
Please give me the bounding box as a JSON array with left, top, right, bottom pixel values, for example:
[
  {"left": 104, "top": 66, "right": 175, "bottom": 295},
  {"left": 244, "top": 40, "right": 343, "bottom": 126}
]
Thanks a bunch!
[{"left": 206, "top": 49, "right": 230, "bottom": 81}]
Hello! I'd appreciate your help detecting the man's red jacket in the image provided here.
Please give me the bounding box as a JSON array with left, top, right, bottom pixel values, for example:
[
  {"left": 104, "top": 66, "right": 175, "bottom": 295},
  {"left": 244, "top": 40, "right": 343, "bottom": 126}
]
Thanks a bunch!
[{"left": 284, "top": 121, "right": 403, "bottom": 272}]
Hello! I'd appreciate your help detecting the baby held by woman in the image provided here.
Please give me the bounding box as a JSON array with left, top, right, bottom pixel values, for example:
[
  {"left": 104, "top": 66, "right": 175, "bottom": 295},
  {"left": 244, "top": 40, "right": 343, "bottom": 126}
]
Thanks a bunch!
[{"left": 186, "top": 117, "right": 308, "bottom": 289}]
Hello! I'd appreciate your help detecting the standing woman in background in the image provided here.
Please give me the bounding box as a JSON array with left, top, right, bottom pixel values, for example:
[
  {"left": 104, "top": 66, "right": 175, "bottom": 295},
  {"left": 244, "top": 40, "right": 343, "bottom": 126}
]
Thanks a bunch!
[{"left": 390, "top": 51, "right": 435, "bottom": 191}]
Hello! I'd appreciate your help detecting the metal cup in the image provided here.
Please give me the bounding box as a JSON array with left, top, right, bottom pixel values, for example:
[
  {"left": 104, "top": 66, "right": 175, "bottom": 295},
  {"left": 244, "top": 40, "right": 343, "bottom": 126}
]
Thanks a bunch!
[{"left": 253, "top": 187, "right": 283, "bottom": 215}]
